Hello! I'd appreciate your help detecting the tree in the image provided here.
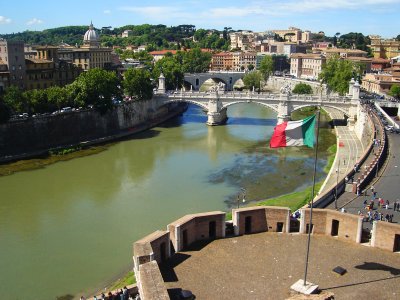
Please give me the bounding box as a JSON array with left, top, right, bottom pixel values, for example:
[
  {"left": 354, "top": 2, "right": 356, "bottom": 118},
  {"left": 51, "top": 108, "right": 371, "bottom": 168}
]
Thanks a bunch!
[
  {"left": 46, "top": 86, "right": 70, "bottom": 110},
  {"left": 223, "top": 27, "right": 232, "bottom": 40},
  {"left": 389, "top": 84, "right": 400, "bottom": 99},
  {"left": 247, "top": 64, "right": 254, "bottom": 71},
  {"left": 258, "top": 55, "right": 274, "bottom": 81},
  {"left": 4, "top": 86, "right": 28, "bottom": 114},
  {"left": 0, "top": 95, "right": 11, "bottom": 123},
  {"left": 123, "top": 68, "right": 154, "bottom": 100},
  {"left": 67, "top": 68, "right": 121, "bottom": 114},
  {"left": 292, "top": 83, "right": 313, "bottom": 94},
  {"left": 243, "top": 71, "right": 263, "bottom": 90},
  {"left": 319, "top": 55, "right": 354, "bottom": 95},
  {"left": 152, "top": 55, "right": 184, "bottom": 90},
  {"left": 180, "top": 48, "right": 212, "bottom": 73},
  {"left": 396, "top": 34, "right": 400, "bottom": 41}
]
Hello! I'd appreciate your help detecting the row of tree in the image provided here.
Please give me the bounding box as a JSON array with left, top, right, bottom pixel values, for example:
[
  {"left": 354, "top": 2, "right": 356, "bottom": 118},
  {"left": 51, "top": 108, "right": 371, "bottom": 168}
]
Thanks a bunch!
[
  {"left": 0, "top": 47, "right": 213, "bottom": 122},
  {"left": 0, "top": 67, "right": 154, "bottom": 123}
]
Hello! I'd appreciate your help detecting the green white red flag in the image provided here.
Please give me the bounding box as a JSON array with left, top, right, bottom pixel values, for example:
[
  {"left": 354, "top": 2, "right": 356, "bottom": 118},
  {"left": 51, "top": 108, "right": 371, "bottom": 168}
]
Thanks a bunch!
[{"left": 269, "top": 115, "right": 316, "bottom": 148}]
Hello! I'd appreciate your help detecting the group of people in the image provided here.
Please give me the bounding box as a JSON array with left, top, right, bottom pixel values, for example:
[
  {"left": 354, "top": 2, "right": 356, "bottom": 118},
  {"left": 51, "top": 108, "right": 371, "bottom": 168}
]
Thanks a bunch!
[
  {"left": 359, "top": 185, "right": 398, "bottom": 223},
  {"left": 80, "top": 286, "right": 138, "bottom": 300}
]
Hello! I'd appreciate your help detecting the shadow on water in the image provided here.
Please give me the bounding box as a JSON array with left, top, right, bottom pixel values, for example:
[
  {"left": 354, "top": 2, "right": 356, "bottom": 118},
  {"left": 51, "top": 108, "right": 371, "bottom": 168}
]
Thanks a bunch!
[
  {"left": 227, "top": 117, "right": 276, "bottom": 126},
  {"left": 123, "top": 129, "right": 161, "bottom": 140}
]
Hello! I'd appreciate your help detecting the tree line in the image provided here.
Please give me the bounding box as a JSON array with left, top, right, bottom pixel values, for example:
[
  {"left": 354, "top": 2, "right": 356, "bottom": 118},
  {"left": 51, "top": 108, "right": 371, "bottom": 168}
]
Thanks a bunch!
[
  {"left": 0, "top": 24, "right": 230, "bottom": 51},
  {"left": 0, "top": 48, "right": 212, "bottom": 123}
]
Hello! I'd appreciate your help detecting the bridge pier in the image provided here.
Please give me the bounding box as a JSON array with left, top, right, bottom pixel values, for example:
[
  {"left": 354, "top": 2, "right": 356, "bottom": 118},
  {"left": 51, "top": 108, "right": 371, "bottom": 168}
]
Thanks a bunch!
[{"left": 207, "top": 108, "right": 227, "bottom": 126}]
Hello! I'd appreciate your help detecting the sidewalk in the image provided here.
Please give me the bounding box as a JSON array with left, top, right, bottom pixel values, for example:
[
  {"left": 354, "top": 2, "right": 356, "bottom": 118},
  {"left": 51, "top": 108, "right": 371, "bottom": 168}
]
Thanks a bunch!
[{"left": 319, "top": 107, "right": 365, "bottom": 196}]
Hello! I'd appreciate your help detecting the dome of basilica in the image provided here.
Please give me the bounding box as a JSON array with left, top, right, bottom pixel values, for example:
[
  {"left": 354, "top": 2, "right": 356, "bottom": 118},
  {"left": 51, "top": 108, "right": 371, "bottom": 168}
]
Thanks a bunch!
[{"left": 83, "top": 22, "right": 99, "bottom": 42}]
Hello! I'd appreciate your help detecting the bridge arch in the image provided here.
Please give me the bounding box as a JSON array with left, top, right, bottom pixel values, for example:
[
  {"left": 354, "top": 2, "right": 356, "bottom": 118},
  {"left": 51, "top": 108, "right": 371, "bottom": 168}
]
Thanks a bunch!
[
  {"left": 292, "top": 104, "right": 349, "bottom": 117},
  {"left": 184, "top": 72, "right": 245, "bottom": 91},
  {"left": 158, "top": 99, "right": 209, "bottom": 112},
  {"left": 222, "top": 101, "right": 279, "bottom": 114}
]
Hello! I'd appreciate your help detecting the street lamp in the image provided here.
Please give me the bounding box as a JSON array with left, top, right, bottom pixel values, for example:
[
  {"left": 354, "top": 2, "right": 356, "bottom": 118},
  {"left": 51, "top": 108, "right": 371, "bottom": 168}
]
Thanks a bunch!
[
  {"left": 335, "top": 167, "right": 339, "bottom": 209},
  {"left": 241, "top": 188, "right": 246, "bottom": 205}
]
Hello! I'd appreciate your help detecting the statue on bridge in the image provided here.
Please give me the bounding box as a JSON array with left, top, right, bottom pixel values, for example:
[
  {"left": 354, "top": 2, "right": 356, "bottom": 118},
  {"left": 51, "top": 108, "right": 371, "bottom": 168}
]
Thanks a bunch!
[
  {"left": 280, "top": 82, "right": 292, "bottom": 96},
  {"left": 209, "top": 82, "right": 226, "bottom": 93}
]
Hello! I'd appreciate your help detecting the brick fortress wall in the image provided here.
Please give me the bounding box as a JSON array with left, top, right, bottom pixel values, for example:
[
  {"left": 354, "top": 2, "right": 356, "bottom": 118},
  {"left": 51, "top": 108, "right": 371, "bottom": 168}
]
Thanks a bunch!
[{"left": 133, "top": 206, "right": 400, "bottom": 299}]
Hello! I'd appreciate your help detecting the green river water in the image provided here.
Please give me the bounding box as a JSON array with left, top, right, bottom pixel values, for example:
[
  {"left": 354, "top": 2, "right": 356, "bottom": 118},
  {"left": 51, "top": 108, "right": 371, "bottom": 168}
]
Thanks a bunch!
[{"left": 0, "top": 104, "right": 330, "bottom": 299}]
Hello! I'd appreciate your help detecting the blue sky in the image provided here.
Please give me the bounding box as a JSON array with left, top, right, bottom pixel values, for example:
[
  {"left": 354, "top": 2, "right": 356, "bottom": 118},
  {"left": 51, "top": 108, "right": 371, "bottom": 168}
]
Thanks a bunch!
[{"left": 1, "top": 0, "right": 399, "bottom": 38}]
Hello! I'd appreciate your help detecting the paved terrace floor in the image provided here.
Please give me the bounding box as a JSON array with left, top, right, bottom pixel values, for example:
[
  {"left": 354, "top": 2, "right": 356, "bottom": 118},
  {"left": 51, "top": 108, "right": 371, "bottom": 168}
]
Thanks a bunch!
[{"left": 160, "top": 233, "right": 400, "bottom": 300}]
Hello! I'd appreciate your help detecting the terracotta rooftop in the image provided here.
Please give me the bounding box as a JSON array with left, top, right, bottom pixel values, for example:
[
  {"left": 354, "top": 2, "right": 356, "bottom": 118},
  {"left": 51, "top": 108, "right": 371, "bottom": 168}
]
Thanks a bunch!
[{"left": 149, "top": 50, "right": 177, "bottom": 55}]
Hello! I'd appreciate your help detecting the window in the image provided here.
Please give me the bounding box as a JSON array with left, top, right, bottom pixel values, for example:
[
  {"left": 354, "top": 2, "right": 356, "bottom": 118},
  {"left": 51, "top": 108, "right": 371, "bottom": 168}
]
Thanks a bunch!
[{"left": 18, "top": 65, "right": 21, "bottom": 70}]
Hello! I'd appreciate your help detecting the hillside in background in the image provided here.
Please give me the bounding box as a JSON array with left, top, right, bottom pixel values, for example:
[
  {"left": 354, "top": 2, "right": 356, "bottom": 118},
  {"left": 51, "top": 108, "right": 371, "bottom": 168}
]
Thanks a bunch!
[{"left": 0, "top": 24, "right": 230, "bottom": 51}]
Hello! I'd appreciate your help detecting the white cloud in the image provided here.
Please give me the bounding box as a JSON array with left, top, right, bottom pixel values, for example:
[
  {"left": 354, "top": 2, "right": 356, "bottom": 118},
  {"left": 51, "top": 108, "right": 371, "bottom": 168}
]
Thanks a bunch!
[
  {"left": 104, "top": 10, "right": 111, "bottom": 14},
  {"left": 27, "top": 18, "right": 43, "bottom": 26},
  {"left": 0, "top": 16, "right": 11, "bottom": 24},
  {"left": 119, "top": 6, "right": 190, "bottom": 19}
]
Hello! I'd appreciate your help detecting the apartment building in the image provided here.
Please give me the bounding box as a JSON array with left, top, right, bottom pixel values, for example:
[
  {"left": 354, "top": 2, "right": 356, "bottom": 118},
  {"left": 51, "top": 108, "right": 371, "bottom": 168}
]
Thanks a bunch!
[
  {"left": 211, "top": 52, "right": 233, "bottom": 71},
  {"left": 362, "top": 73, "right": 400, "bottom": 94},
  {"left": 0, "top": 39, "right": 26, "bottom": 89},
  {"left": 370, "top": 36, "right": 400, "bottom": 59},
  {"left": 324, "top": 48, "right": 368, "bottom": 58},
  {"left": 290, "top": 53, "right": 325, "bottom": 79},
  {"left": 239, "top": 52, "right": 256, "bottom": 70},
  {"left": 0, "top": 60, "right": 9, "bottom": 93}
]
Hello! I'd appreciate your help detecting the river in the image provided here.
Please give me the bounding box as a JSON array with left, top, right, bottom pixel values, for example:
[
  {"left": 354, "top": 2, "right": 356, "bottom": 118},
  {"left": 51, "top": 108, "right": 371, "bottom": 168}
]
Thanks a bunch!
[{"left": 0, "top": 103, "right": 330, "bottom": 300}]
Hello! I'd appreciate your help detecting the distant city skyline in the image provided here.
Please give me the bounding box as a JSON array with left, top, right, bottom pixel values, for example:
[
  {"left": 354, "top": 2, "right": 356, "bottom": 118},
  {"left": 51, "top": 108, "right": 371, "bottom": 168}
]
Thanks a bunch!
[{"left": 1, "top": 0, "right": 400, "bottom": 38}]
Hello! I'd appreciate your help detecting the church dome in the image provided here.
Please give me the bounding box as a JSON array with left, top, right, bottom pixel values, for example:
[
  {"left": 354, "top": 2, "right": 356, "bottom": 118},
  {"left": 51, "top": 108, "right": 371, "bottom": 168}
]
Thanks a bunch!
[{"left": 83, "top": 22, "right": 99, "bottom": 42}]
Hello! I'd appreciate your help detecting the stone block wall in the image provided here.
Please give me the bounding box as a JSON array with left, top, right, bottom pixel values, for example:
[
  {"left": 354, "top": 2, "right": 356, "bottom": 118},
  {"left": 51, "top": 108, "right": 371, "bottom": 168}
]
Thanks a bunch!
[
  {"left": 372, "top": 221, "right": 400, "bottom": 252},
  {"left": 133, "top": 230, "right": 170, "bottom": 270},
  {"left": 232, "top": 206, "right": 268, "bottom": 235},
  {"left": 133, "top": 206, "right": 400, "bottom": 300},
  {"left": 168, "top": 212, "right": 225, "bottom": 252},
  {"left": 138, "top": 261, "right": 169, "bottom": 300},
  {"left": 265, "top": 206, "right": 291, "bottom": 232},
  {"left": 324, "top": 210, "right": 362, "bottom": 242}
]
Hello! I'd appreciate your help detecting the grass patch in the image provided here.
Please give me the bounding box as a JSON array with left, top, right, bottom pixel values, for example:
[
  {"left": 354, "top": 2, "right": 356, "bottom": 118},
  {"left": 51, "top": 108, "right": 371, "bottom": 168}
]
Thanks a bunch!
[
  {"left": 108, "top": 271, "right": 136, "bottom": 291},
  {"left": 225, "top": 211, "right": 232, "bottom": 220},
  {"left": 256, "top": 182, "right": 323, "bottom": 212}
]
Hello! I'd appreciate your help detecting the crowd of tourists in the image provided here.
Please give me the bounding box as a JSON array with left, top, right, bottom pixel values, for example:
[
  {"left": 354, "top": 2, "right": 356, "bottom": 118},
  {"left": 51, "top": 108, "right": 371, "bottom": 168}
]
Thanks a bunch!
[
  {"left": 357, "top": 185, "right": 399, "bottom": 224},
  {"left": 79, "top": 286, "right": 139, "bottom": 300}
]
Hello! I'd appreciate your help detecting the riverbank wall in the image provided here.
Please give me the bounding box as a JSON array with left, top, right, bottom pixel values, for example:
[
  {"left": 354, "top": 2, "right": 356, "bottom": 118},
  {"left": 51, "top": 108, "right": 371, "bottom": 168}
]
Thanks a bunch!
[{"left": 0, "top": 99, "right": 186, "bottom": 163}]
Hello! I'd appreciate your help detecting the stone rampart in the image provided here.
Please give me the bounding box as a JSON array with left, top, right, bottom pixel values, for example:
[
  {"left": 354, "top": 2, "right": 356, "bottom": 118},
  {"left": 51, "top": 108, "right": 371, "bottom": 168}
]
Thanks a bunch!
[{"left": 133, "top": 206, "right": 400, "bottom": 299}]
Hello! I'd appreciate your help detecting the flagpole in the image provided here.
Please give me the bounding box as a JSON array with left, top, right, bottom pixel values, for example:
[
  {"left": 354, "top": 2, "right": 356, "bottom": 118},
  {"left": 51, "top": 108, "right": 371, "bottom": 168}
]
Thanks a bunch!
[{"left": 303, "top": 109, "right": 320, "bottom": 286}]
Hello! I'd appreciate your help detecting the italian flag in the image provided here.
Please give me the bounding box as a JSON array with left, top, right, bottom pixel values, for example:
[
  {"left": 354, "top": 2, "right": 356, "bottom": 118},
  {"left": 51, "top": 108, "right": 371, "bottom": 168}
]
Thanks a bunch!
[{"left": 270, "top": 115, "right": 316, "bottom": 148}]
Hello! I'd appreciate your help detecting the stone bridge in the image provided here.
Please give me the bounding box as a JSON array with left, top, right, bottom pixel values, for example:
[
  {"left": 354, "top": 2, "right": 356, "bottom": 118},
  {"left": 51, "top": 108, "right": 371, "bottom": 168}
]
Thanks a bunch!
[
  {"left": 156, "top": 75, "right": 361, "bottom": 126},
  {"left": 183, "top": 71, "right": 245, "bottom": 91}
]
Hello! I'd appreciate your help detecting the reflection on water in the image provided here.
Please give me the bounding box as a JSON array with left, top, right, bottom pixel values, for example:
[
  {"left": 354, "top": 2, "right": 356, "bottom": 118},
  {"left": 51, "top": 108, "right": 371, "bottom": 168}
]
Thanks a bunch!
[{"left": 0, "top": 104, "right": 329, "bottom": 300}]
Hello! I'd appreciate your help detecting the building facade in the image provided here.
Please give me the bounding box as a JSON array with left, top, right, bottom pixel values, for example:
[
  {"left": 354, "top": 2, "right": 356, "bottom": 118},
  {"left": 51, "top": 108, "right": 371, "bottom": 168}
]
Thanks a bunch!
[
  {"left": 58, "top": 22, "right": 112, "bottom": 71},
  {"left": 370, "top": 36, "right": 400, "bottom": 59},
  {"left": 290, "top": 53, "right": 326, "bottom": 79},
  {"left": 362, "top": 73, "right": 400, "bottom": 95},
  {"left": 0, "top": 39, "right": 26, "bottom": 89}
]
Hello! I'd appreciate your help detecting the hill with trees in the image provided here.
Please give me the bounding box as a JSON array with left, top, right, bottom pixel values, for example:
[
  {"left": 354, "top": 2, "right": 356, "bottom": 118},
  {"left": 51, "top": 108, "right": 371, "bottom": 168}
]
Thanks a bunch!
[{"left": 0, "top": 24, "right": 230, "bottom": 50}]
